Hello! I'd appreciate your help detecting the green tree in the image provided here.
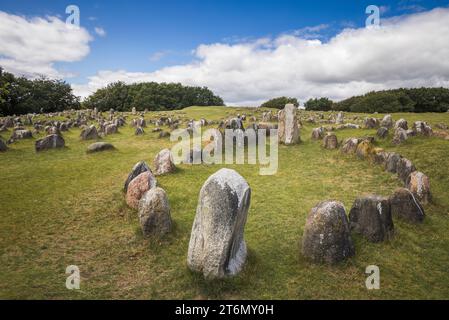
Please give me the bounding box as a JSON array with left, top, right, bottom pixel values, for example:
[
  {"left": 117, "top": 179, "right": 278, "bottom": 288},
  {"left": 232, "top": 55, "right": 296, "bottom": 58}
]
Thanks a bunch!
[
  {"left": 260, "top": 97, "right": 299, "bottom": 109},
  {"left": 304, "top": 97, "right": 334, "bottom": 111}
]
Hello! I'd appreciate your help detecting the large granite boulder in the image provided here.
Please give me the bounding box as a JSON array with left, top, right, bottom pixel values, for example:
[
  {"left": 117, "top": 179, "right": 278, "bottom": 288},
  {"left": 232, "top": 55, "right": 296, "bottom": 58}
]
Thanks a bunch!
[
  {"left": 356, "top": 139, "right": 374, "bottom": 159},
  {"left": 349, "top": 195, "right": 394, "bottom": 242},
  {"left": 392, "top": 127, "right": 408, "bottom": 145},
  {"left": 341, "top": 138, "right": 359, "bottom": 154},
  {"left": 80, "top": 125, "right": 99, "bottom": 140},
  {"left": 138, "top": 187, "right": 172, "bottom": 237},
  {"left": 384, "top": 152, "right": 402, "bottom": 173},
  {"left": 406, "top": 171, "right": 431, "bottom": 204},
  {"left": 35, "top": 134, "right": 65, "bottom": 152},
  {"left": 364, "top": 117, "right": 379, "bottom": 129},
  {"left": 394, "top": 119, "right": 408, "bottom": 130},
  {"left": 390, "top": 188, "right": 425, "bottom": 223},
  {"left": 86, "top": 142, "right": 115, "bottom": 153},
  {"left": 125, "top": 171, "right": 157, "bottom": 209},
  {"left": 124, "top": 161, "right": 152, "bottom": 192},
  {"left": 376, "top": 127, "right": 389, "bottom": 139},
  {"left": 323, "top": 133, "right": 338, "bottom": 149},
  {"left": 154, "top": 149, "right": 176, "bottom": 175},
  {"left": 278, "top": 104, "right": 300, "bottom": 145},
  {"left": 187, "top": 168, "right": 251, "bottom": 279},
  {"left": 380, "top": 114, "right": 393, "bottom": 128},
  {"left": 396, "top": 157, "right": 416, "bottom": 184},
  {"left": 302, "top": 201, "right": 355, "bottom": 264},
  {"left": 311, "top": 127, "right": 325, "bottom": 140}
]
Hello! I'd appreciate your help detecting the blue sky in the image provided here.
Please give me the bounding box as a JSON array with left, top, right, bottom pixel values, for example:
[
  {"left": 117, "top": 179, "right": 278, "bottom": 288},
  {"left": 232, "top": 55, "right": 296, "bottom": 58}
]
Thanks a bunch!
[{"left": 1, "top": 0, "right": 449, "bottom": 104}]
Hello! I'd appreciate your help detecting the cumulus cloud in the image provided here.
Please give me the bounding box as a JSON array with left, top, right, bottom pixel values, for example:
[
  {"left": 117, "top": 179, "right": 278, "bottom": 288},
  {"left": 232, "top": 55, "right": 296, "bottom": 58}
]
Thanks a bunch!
[
  {"left": 73, "top": 8, "right": 449, "bottom": 105},
  {"left": 0, "top": 11, "right": 92, "bottom": 78},
  {"left": 94, "top": 27, "right": 106, "bottom": 37}
]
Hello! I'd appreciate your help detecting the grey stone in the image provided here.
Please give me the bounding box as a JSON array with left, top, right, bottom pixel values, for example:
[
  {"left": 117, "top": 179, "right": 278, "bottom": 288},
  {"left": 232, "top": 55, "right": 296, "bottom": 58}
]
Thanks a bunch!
[
  {"left": 390, "top": 188, "right": 425, "bottom": 223},
  {"left": 302, "top": 201, "right": 355, "bottom": 264},
  {"left": 35, "top": 134, "right": 65, "bottom": 152},
  {"left": 396, "top": 157, "right": 416, "bottom": 184},
  {"left": 187, "top": 168, "right": 251, "bottom": 279},
  {"left": 349, "top": 195, "right": 394, "bottom": 242},
  {"left": 124, "top": 161, "right": 151, "bottom": 192},
  {"left": 278, "top": 104, "right": 300, "bottom": 145},
  {"left": 380, "top": 114, "right": 393, "bottom": 128},
  {"left": 376, "top": 127, "right": 389, "bottom": 139},
  {"left": 138, "top": 187, "right": 172, "bottom": 236},
  {"left": 86, "top": 142, "right": 115, "bottom": 153},
  {"left": 323, "top": 133, "right": 338, "bottom": 149},
  {"left": 80, "top": 125, "right": 99, "bottom": 140},
  {"left": 154, "top": 149, "right": 176, "bottom": 175}
]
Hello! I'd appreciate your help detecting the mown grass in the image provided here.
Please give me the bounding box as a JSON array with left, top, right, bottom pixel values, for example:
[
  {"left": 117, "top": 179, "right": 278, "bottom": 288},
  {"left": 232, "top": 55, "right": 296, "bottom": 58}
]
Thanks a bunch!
[{"left": 0, "top": 106, "right": 448, "bottom": 299}]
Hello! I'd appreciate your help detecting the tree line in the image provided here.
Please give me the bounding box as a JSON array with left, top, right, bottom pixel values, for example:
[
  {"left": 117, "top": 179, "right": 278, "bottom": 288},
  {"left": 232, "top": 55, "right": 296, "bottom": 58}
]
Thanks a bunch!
[
  {"left": 82, "top": 81, "right": 224, "bottom": 112},
  {"left": 0, "top": 67, "right": 80, "bottom": 116},
  {"left": 302, "top": 88, "right": 449, "bottom": 113}
]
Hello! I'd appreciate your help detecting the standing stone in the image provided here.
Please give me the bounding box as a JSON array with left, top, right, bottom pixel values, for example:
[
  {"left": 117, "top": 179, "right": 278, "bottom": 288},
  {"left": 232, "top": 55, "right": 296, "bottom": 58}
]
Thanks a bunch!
[
  {"left": 376, "top": 127, "right": 389, "bottom": 139},
  {"left": 278, "top": 104, "right": 300, "bottom": 145},
  {"left": 0, "top": 138, "right": 7, "bottom": 152},
  {"left": 394, "top": 119, "right": 408, "bottom": 130},
  {"left": 135, "top": 127, "right": 145, "bottom": 135},
  {"left": 80, "top": 125, "right": 99, "bottom": 140},
  {"left": 413, "top": 121, "right": 433, "bottom": 136},
  {"left": 124, "top": 161, "right": 152, "bottom": 192},
  {"left": 406, "top": 171, "right": 431, "bottom": 204},
  {"left": 390, "top": 188, "right": 425, "bottom": 223},
  {"left": 356, "top": 140, "right": 374, "bottom": 159},
  {"left": 132, "top": 107, "right": 137, "bottom": 115},
  {"left": 311, "top": 127, "right": 325, "bottom": 140},
  {"left": 302, "top": 201, "right": 355, "bottom": 264},
  {"left": 396, "top": 157, "right": 416, "bottom": 184},
  {"left": 138, "top": 187, "right": 172, "bottom": 236},
  {"left": 349, "top": 195, "right": 394, "bottom": 242},
  {"left": 364, "top": 117, "right": 379, "bottom": 129},
  {"left": 323, "top": 133, "right": 338, "bottom": 149},
  {"left": 341, "top": 138, "right": 359, "bottom": 154},
  {"left": 380, "top": 115, "right": 394, "bottom": 128},
  {"left": 384, "top": 152, "right": 402, "bottom": 173},
  {"left": 392, "top": 128, "right": 408, "bottom": 145},
  {"left": 336, "top": 112, "right": 344, "bottom": 124},
  {"left": 104, "top": 124, "right": 118, "bottom": 135},
  {"left": 35, "top": 134, "right": 65, "bottom": 152},
  {"left": 187, "top": 168, "right": 251, "bottom": 279},
  {"left": 126, "top": 171, "right": 157, "bottom": 210},
  {"left": 154, "top": 149, "right": 176, "bottom": 175}
]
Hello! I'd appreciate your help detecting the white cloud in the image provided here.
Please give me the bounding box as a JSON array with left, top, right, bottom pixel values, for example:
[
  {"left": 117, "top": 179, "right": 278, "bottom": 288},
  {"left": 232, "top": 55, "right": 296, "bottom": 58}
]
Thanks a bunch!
[
  {"left": 94, "top": 27, "right": 106, "bottom": 37},
  {"left": 149, "top": 50, "right": 170, "bottom": 62},
  {"left": 0, "top": 11, "right": 92, "bottom": 78},
  {"left": 72, "top": 8, "right": 449, "bottom": 105}
]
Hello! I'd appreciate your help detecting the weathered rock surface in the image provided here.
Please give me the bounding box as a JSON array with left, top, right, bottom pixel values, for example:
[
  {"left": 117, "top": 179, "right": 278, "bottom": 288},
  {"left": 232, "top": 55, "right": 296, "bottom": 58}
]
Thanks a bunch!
[
  {"left": 356, "top": 140, "right": 374, "bottom": 159},
  {"left": 278, "top": 104, "right": 300, "bottom": 145},
  {"left": 126, "top": 171, "right": 157, "bottom": 210},
  {"left": 35, "top": 134, "right": 65, "bottom": 152},
  {"left": 323, "top": 133, "right": 338, "bottom": 149},
  {"left": 406, "top": 171, "right": 431, "bottom": 204},
  {"left": 124, "top": 161, "right": 152, "bottom": 192},
  {"left": 390, "top": 188, "right": 425, "bottom": 223},
  {"left": 380, "top": 114, "right": 393, "bottom": 128},
  {"left": 187, "top": 168, "right": 251, "bottom": 279},
  {"left": 364, "top": 117, "right": 379, "bottom": 129},
  {"left": 154, "top": 148, "right": 176, "bottom": 175},
  {"left": 393, "top": 128, "right": 408, "bottom": 145},
  {"left": 311, "top": 127, "right": 325, "bottom": 140},
  {"left": 80, "top": 125, "right": 99, "bottom": 140},
  {"left": 302, "top": 201, "right": 355, "bottom": 264},
  {"left": 396, "top": 157, "right": 416, "bottom": 184},
  {"left": 349, "top": 195, "right": 394, "bottom": 242},
  {"left": 341, "top": 138, "right": 359, "bottom": 154},
  {"left": 384, "top": 152, "right": 402, "bottom": 173},
  {"left": 86, "top": 142, "right": 115, "bottom": 153},
  {"left": 394, "top": 119, "right": 408, "bottom": 130},
  {"left": 376, "top": 127, "right": 389, "bottom": 139},
  {"left": 138, "top": 187, "right": 172, "bottom": 236}
]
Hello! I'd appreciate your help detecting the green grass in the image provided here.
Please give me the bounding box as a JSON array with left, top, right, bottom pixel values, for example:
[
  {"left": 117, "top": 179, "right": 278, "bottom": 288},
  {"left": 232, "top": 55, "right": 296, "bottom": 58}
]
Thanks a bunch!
[{"left": 0, "top": 106, "right": 448, "bottom": 299}]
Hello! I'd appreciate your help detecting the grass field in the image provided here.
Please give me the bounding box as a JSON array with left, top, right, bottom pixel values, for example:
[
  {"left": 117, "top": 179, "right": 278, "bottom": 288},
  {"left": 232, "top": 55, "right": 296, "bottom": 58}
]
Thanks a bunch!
[{"left": 1, "top": 106, "right": 448, "bottom": 299}]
